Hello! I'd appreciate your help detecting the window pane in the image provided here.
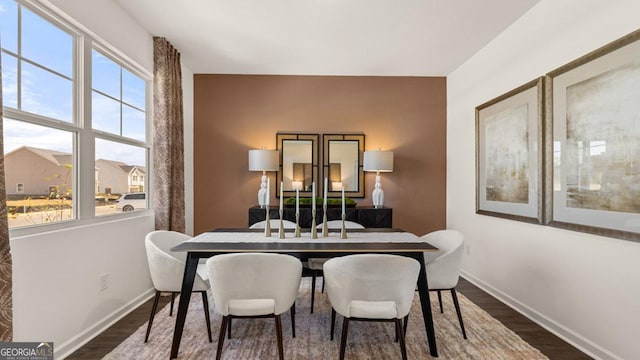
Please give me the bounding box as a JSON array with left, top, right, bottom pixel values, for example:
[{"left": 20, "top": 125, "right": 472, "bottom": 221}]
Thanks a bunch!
[
  {"left": 0, "top": 0, "right": 18, "bottom": 53},
  {"left": 95, "top": 138, "right": 146, "bottom": 216},
  {"left": 92, "top": 91, "right": 120, "bottom": 134},
  {"left": 21, "top": 7, "right": 73, "bottom": 77},
  {"left": 92, "top": 49, "right": 120, "bottom": 98},
  {"left": 122, "top": 105, "right": 145, "bottom": 141},
  {"left": 3, "top": 118, "right": 75, "bottom": 228},
  {"left": 1, "top": 52, "right": 18, "bottom": 108},
  {"left": 122, "top": 68, "right": 145, "bottom": 109},
  {"left": 21, "top": 61, "right": 72, "bottom": 122}
]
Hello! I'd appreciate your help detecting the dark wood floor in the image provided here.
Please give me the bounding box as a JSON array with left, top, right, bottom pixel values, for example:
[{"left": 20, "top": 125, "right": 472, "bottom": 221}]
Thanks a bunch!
[{"left": 67, "top": 278, "right": 591, "bottom": 360}]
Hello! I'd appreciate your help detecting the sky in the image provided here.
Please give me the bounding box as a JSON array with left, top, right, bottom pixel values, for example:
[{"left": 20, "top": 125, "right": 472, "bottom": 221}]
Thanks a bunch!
[{"left": 1, "top": 0, "right": 147, "bottom": 166}]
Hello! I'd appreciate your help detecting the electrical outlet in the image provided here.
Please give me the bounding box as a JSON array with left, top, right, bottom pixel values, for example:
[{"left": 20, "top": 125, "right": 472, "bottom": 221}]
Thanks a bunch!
[{"left": 99, "top": 273, "right": 109, "bottom": 292}]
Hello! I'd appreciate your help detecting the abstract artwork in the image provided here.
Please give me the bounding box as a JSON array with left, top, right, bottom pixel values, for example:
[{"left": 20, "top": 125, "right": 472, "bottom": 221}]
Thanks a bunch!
[
  {"left": 476, "top": 78, "right": 544, "bottom": 223},
  {"left": 546, "top": 29, "right": 640, "bottom": 241}
]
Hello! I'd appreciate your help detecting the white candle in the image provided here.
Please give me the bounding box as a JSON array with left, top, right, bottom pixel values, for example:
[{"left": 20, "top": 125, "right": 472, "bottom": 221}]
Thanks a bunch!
[
  {"left": 312, "top": 182, "right": 316, "bottom": 208},
  {"left": 266, "top": 177, "right": 270, "bottom": 206},
  {"left": 296, "top": 188, "right": 299, "bottom": 215},
  {"left": 324, "top": 177, "right": 328, "bottom": 205},
  {"left": 280, "top": 181, "right": 283, "bottom": 212},
  {"left": 342, "top": 186, "right": 345, "bottom": 216}
]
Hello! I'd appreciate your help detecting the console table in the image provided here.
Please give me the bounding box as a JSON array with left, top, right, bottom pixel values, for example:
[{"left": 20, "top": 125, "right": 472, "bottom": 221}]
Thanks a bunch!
[{"left": 248, "top": 206, "right": 392, "bottom": 228}]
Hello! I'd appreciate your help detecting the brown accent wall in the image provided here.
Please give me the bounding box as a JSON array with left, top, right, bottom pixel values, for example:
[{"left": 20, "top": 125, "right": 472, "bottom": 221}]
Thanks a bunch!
[{"left": 194, "top": 75, "right": 446, "bottom": 235}]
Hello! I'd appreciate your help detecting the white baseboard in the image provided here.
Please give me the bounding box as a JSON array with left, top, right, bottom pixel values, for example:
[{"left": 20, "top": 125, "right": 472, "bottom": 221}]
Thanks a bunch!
[
  {"left": 55, "top": 288, "right": 155, "bottom": 359},
  {"left": 460, "top": 271, "right": 622, "bottom": 360}
]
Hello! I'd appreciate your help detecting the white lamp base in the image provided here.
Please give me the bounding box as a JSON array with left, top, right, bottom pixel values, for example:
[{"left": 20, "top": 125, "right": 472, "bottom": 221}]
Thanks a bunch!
[
  {"left": 258, "top": 172, "right": 268, "bottom": 207},
  {"left": 372, "top": 173, "right": 384, "bottom": 208}
]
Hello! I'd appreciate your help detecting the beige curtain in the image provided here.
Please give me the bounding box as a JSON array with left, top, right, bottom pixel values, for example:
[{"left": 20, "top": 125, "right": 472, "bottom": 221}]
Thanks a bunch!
[
  {"left": 0, "top": 48, "right": 13, "bottom": 341},
  {"left": 153, "top": 37, "right": 186, "bottom": 232}
]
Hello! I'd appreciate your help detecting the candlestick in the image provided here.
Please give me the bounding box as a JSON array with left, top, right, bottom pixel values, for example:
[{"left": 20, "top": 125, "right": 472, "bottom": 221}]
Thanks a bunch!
[
  {"left": 340, "top": 213, "right": 347, "bottom": 239},
  {"left": 295, "top": 212, "right": 301, "bottom": 237},
  {"left": 310, "top": 181, "right": 318, "bottom": 238},
  {"left": 324, "top": 177, "right": 328, "bottom": 204},
  {"left": 295, "top": 188, "right": 301, "bottom": 237},
  {"left": 279, "top": 181, "right": 283, "bottom": 212},
  {"left": 310, "top": 208, "right": 318, "bottom": 239},
  {"left": 342, "top": 186, "right": 346, "bottom": 216},
  {"left": 279, "top": 209, "right": 285, "bottom": 239},
  {"left": 266, "top": 177, "right": 270, "bottom": 206},
  {"left": 265, "top": 177, "right": 271, "bottom": 237},
  {"left": 295, "top": 188, "right": 299, "bottom": 215}
]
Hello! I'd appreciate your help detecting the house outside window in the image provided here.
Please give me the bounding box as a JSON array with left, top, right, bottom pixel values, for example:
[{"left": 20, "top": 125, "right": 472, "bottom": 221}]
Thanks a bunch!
[{"left": 1, "top": 0, "right": 151, "bottom": 229}]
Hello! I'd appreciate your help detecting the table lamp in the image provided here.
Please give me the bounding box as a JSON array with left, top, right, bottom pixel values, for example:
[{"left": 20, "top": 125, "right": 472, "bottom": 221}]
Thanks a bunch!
[
  {"left": 249, "top": 149, "right": 279, "bottom": 207},
  {"left": 363, "top": 149, "right": 393, "bottom": 208}
]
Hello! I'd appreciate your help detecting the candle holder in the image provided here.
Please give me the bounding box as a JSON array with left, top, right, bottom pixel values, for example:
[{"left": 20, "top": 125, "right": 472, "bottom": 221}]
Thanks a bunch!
[
  {"left": 322, "top": 204, "right": 329, "bottom": 237},
  {"left": 278, "top": 209, "right": 285, "bottom": 239},
  {"left": 340, "top": 213, "right": 348, "bottom": 239},
  {"left": 310, "top": 208, "right": 318, "bottom": 239},
  {"left": 264, "top": 207, "right": 271, "bottom": 237},
  {"left": 295, "top": 213, "right": 301, "bottom": 237}
]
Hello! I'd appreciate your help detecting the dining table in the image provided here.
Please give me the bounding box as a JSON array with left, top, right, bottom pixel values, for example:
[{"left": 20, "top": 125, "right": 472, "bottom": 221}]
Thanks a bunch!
[{"left": 169, "top": 228, "right": 440, "bottom": 358}]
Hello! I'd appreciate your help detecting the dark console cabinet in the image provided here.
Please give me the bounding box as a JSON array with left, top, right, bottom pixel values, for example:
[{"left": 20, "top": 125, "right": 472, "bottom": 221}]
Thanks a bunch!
[{"left": 248, "top": 206, "right": 392, "bottom": 229}]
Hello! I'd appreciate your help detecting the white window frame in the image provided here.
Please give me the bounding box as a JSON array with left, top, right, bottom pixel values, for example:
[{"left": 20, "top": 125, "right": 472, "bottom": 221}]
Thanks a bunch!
[{"left": 6, "top": 0, "right": 152, "bottom": 237}]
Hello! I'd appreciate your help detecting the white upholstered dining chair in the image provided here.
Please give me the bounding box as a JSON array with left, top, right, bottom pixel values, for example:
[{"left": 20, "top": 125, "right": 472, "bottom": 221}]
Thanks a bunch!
[
  {"left": 421, "top": 229, "right": 467, "bottom": 339},
  {"left": 323, "top": 254, "right": 420, "bottom": 360},
  {"left": 308, "top": 220, "right": 365, "bottom": 313},
  {"left": 144, "top": 230, "right": 212, "bottom": 343},
  {"left": 206, "top": 253, "right": 302, "bottom": 360}
]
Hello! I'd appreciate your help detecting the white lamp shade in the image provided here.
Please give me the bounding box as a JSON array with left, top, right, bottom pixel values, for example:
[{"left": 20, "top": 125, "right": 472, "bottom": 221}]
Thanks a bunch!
[
  {"left": 363, "top": 150, "right": 393, "bottom": 172},
  {"left": 248, "top": 149, "right": 279, "bottom": 171}
]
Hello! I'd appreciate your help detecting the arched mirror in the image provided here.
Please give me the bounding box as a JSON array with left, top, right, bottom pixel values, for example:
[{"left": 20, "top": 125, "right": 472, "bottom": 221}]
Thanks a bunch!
[
  {"left": 276, "top": 133, "right": 319, "bottom": 197},
  {"left": 323, "top": 134, "right": 365, "bottom": 198}
]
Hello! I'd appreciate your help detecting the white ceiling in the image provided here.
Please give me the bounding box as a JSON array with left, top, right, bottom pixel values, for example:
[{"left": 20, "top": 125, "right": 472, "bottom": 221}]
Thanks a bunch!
[{"left": 115, "top": 0, "right": 539, "bottom": 76}]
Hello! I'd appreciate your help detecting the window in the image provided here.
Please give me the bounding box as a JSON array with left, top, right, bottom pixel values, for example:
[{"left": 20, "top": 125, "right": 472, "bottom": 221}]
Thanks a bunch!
[
  {"left": 1, "top": 0, "right": 150, "bottom": 230},
  {"left": 95, "top": 138, "right": 147, "bottom": 215}
]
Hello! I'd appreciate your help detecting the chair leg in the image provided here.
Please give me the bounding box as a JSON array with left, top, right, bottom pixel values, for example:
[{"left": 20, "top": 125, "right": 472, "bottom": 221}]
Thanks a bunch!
[
  {"left": 144, "top": 291, "right": 161, "bottom": 343},
  {"left": 275, "top": 314, "right": 284, "bottom": 360},
  {"left": 395, "top": 320, "right": 399, "bottom": 342},
  {"left": 311, "top": 271, "right": 317, "bottom": 314},
  {"left": 339, "top": 317, "right": 350, "bottom": 360},
  {"left": 321, "top": 273, "right": 325, "bottom": 293},
  {"left": 395, "top": 318, "right": 408, "bottom": 360},
  {"left": 291, "top": 302, "right": 296, "bottom": 338},
  {"left": 216, "top": 316, "right": 229, "bottom": 360},
  {"left": 451, "top": 288, "right": 467, "bottom": 339},
  {"left": 170, "top": 292, "right": 176, "bottom": 316},
  {"left": 437, "top": 290, "right": 443, "bottom": 313},
  {"left": 403, "top": 315, "right": 409, "bottom": 337},
  {"left": 330, "top": 308, "right": 336, "bottom": 341},
  {"left": 201, "top": 291, "right": 212, "bottom": 342},
  {"left": 227, "top": 317, "right": 232, "bottom": 339}
]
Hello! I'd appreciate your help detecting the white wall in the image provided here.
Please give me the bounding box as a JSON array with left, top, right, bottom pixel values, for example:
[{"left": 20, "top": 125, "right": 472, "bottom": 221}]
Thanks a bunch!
[
  {"left": 447, "top": 1, "right": 640, "bottom": 359},
  {"left": 10, "top": 214, "right": 154, "bottom": 357},
  {"left": 9, "top": 1, "right": 158, "bottom": 358}
]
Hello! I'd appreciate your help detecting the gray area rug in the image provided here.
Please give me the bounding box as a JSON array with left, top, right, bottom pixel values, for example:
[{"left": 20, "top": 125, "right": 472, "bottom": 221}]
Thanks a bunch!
[{"left": 103, "top": 278, "right": 548, "bottom": 359}]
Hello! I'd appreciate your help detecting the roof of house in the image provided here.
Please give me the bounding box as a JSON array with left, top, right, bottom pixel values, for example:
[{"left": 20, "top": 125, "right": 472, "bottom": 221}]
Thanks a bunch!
[{"left": 7, "top": 146, "right": 143, "bottom": 172}]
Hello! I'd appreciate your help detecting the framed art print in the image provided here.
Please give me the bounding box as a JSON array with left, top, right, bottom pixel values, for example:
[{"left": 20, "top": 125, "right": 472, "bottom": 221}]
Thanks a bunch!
[
  {"left": 476, "top": 77, "right": 544, "bottom": 223},
  {"left": 546, "top": 29, "right": 640, "bottom": 241}
]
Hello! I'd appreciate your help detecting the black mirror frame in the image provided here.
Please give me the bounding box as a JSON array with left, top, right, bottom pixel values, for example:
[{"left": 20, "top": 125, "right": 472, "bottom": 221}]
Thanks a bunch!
[
  {"left": 276, "top": 133, "right": 320, "bottom": 199},
  {"left": 322, "top": 134, "right": 365, "bottom": 198}
]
